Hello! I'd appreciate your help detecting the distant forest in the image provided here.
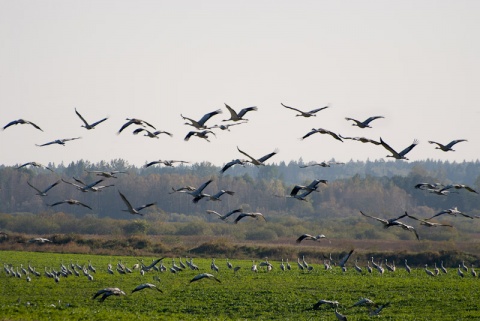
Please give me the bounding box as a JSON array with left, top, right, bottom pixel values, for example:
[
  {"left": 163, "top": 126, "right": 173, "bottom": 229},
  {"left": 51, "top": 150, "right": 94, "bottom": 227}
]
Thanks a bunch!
[{"left": 0, "top": 158, "right": 479, "bottom": 242}]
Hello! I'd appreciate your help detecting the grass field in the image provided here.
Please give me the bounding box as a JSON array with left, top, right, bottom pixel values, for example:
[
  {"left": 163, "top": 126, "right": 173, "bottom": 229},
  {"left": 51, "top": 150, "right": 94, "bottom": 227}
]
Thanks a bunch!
[{"left": 1, "top": 250, "right": 479, "bottom": 320}]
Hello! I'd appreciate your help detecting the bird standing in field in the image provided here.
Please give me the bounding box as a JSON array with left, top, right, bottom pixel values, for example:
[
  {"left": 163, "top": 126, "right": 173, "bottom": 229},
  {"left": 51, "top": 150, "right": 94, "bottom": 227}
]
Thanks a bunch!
[
  {"left": 380, "top": 138, "right": 419, "bottom": 160},
  {"left": 281, "top": 103, "right": 329, "bottom": 117},
  {"left": 3, "top": 119, "right": 43, "bottom": 131},
  {"left": 118, "top": 191, "right": 156, "bottom": 216},
  {"left": 428, "top": 139, "right": 467, "bottom": 152},
  {"left": 222, "top": 104, "right": 258, "bottom": 122},
  {"left": 345, "top": 116, "right": 384, "bottom": 128},
  {"left": 74, "top": 108, "right": 108, "bottom": 130}
]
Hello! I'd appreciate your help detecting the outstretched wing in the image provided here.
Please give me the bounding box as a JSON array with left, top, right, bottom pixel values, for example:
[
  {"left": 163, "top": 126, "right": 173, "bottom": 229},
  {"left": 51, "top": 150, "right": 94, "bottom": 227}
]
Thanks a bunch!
[
  {"left": 257, "top": 149, "right": 278, "bottom": 163},
  {"left": 398, "top": 139, "right": 419, "bottom": 157},
  {"left": 237, "top": 106, "right": 258, "bottom": 118},
  {"left": 281, "top": 103, "right": 302, "bottom": 113}
]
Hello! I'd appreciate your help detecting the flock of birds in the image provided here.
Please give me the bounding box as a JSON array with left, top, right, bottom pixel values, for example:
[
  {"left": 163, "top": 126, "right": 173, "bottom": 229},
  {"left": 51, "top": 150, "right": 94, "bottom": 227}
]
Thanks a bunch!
[
  {"left": 4, "top": 250, "right": 479, "bottom": 320},
  {"left": 1, "top": 103, "right": 478, "bottom": 319}
]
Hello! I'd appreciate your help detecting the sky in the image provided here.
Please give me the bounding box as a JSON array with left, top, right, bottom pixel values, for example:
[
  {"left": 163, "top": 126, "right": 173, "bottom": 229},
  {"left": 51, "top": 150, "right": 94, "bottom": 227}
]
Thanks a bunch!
[{"left": 1, "top": 0, "right": 479, "bottom": 168}]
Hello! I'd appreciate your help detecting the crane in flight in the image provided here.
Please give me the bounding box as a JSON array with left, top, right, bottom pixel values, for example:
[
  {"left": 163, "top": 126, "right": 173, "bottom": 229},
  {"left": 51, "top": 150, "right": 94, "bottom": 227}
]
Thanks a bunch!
[
  {"left": 296, "top": 234, "right": 326, "bottom": 243},
  {"left": 85, "top": 170, "right": 127, "bottom": 178},
  {"left": 131, "top": 283, "right": 162, "bottom": 293},
  {"left": 222, "top": 104, "right": 258, "bottom": 122},
  {"left": 206, "top": 209, "right": 243, "bottom": 222},
  {"left": 184, "top": 130, "right": 216, "bottom": 142},
  {"left": 236, "top": 147, "right": 278, "bottom": 166},
  {"left": 220, "top": 159, "right": 249, "bottom": 174},
  {"left": 36, "top": 137, "right": 81, "bottom": 147},
  {"left": 174, "top": 179, "right": 213, "bottom": 203},
  {"left": 133, "top": 128, "right": 173, "bottom": 138},
  {"left": 3, "top": 119, "right": 43, "bottom": 131},
  {"left": 428, "top": 207, "right": 477, "bottom": 220},
  {"left": 190, "top": 273, "right": 221, "bottom": 283},
  {"left": 281, "top": 103, "right": 329, "bottom": 117},
  {"left": 299, "top": 161, "right": 344, "bottom": 168},
  {"left": 301, "top": 128, "right": 343, "bottom": 142},
  {"left": 340, "top": 135, "right": 382, "bottom": 145},
  {"left": 360, "top": 211, "right": 420, "bottom": 239},
  {"left": 118, "top": 118, "right": 156, "bottom": 134},
  {"left": 74, "top": 108, "right": 108, "bottom": 130},
  {"left": 345, "top": 116, "right": 384, "bottom": 128},
  {"left": 428, "top": 139, "right": 467, "bottom": 152},
  {"left": 404, "top": 213, "right": 454, "bottom": 227},
  {"left": 380, "top": 138, "right": 419, "bottom": 160},
  {"left": 234, "top": 212, "right": 266, "bottom": 224},
  {"left": 48, "top": 199, "right": 92, "bottom": 210},
  {"left": 181, "top": 109, "right": 222, "bottom": 129},
  {"left": 118, "top": 191, "right": 156, "bottom": 216},
  {"left": 145, "top": 160, "right": 189, "bottom": 168},
  {"left": 17, "top": 162, "right": 53, "bottom": 172},
  {"left": 92, "top": 287, "right": 126, "bottom": 302},
  {"left": 27, "top": 180, "right": 61, "bottom": 197}
]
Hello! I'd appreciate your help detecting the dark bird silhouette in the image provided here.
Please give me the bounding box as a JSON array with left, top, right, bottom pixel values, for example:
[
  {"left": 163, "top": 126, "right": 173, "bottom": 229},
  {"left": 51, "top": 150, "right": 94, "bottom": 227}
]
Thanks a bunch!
[
  {"left": 220, "top": 159, "right": 249, "bottom": 174},
  {"left": 131, "top": 283, "right": 162, "bottom": 293},
  {"left": 428, "top": 207, "right": 476, "bottom": 220},
  {"left": 404, "top": 212, "right": 454, "bottom": 227},
  {"left": 92, "top": 288, "right": 126, "bottom": 302},
  {"left": 340, "top": 136, "right": 381, "bottom": 145},
  {"left": 360, "top": 211, "right": 420, "bottom": 240},
  {"left": 439, "top": 184, "right": 478, "bottom": 194},
  {"left": 296, "top": 234, "right": 326, "bottom": 243},
  {"left": 118, "top": 118, "right": 156, "bottom": 134},
  {"left": 237, "top": 147, "right": 278, "bottom": 166},
  {"left": 17, "top": 162, "right": 53, "bottom": 172},
  {"left": 223, "top": 104, "right": 258, "bottom": 122},
  {"left": 206, "top": 209, "right": 243, "bottom": 222},
  {"left": 133, "top": 128, "right": 173, "bottom": 138},
  {"left": 49, "top": 199, "right": 92, "bottom": 210},
  {"left": 118, "top": 191, "right": 156, "bottom": 216},
  {"left": 190, "top": 273, "right": 221, "bottom": 283},
  {"left": 75, "top": 108, "right": 108, "bottom": 130},
  {"left": 85, "top": 170, "right": 127, "bottom": 178},
  {"left": 428, "top": 139, "right": 467, "bottom": 152},
  {"left": 299, "top": 161, "right": 344, "bottom": 168},
  {"left": 27, "top": 180, "right": 61, "bottom": 196},
  {"left": 380, "top": 138, "right": 419, "bottom": 160},
  {"left": 174, "top": 179, "right": 213, "bottom": 203},
  {"left": 36, "top": 137, "right": 81, "bottom": 147},
  {"left": 345, "top": 116, "right": 384, "bottom": 128},
  {"left": 3, "top": 119, "right": 43, "bottom": 131},
  {"left": 145, "top": 160, "right": 189, "bottom": 168},
  {"left": 210, "top": 122, "right": 247, "bottom": 131},
  {"left": 62, "top": 178, "right": 107, "bottom": 192},
  {"left": 181, "top": 109, "right": 222, "bottom": 129},
  {"left": 184, "top": 130, "right": 216, "bottom": 142},
  {"left": 290, "top": 179, "right": 328, "bottom": 196},
  {"left": 234, "top": 212, "right": 266, "bottom": 224},
  {"left": 281, "top": 103, "right": 329, "bottom": 117},
  {"left": 301, "top": 128, "right": 343, "bottom": 142}
]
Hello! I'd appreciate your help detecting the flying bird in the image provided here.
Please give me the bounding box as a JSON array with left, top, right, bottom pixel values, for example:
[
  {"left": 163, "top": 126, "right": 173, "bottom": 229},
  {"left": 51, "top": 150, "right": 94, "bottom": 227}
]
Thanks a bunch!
[
  {"left": 181, "top": 109, "right": 222, "bottom": 129},
  {"left": 35, "top": 137, "right": 81, "bottom": 147},
  {"left": 428, "top": 207, "right": 476, "bottom": 220},
  {"left": 340, "top": 136, "right": 381, "bottom": 145},
  {"left": 210, "top": 122, "right": 247, "bottom": 131},
  {"left": 92, "top": 287, "right": 126, "bottom": 302},
  {"left": 281, "top": 103, "right": 329, "bottom": 117},
  {"left": 207, "top": 190, "right": 235, "bottom": 201},
  {"left": 3, "top": 119, "right": 43, "bottom": 131},
  {"left": 360, "top": 211, "right": 419, "bottom": 239},
  {"left": 17, "top": 162, "right": 53, "bottom": 172},
  {"left": 206, "top": 209, "right": 243, "bottom": 222},
  {"left": 118, "top": 118, "right": 156, "bottom": 134},
  {"left": 133, "top": 128, "right": 173, "bottom": 138},
  {"left": 236, "top": 147, "right": 278, "bottom": 166},
  {"left": 299, "top": 161, "right": 344, "bottom": 168},
  {"left": 428, "top": 139, "right": 467, "bottom": 152},
  {"left": 234, "top": 212, "right": 266, "bottom": 224},
  {"left": 290, "top": 179, "right": 328, "bottom": 196},
  {"left": 118, "top": 191, "right": 156, "bottom": 216},
  {"left": 220, "top": 159, "right": 249, "bottom": 174},
  {"left": 223, "top": 104, "right": 258, "bottom": 122},
  {"left": 190, "top": 273, "right": 221, "bottom": 283},
  {"left": 28, "top": 237, "right": 52, "bottom": 243},
  {"left": 49, "top": 199, "right": 92, "bottom": 210},
  {"left": 312, "top": 299, "right": 339, "bottom": 309},
  {"left": 184, "top": 130, "right": 216, "bottom": 142},
  {"left": 145, "top": 160, "right": 189, "bottom": 168},
  {"left": 380, "top": 138, "right": 419, "bottom": 160},
  {"left": 62, "top": 178, "right": 107, "bottom": 192},
  {"left": 85, "top": 170, "right": 127, "bottom": 178},
  {"left": 345, "top": 116, "right": 384, "bottom": 128},
  {"left": 174, "top": 179, "right": 213, "bottom": 203},
  {"left": 439, "top": 184, "right": 478, "bottom": 194},
  {"left": 404, "top": 213, "right": 454, "bottom": 227},
  {"left": 296, "top": 234, "right": 326, "bottom": 243},
  {"left": 27, "top": 180, "right": 61, "bottom": 196},
  {"left": 301, "top": 128, "right": 343, "bottom": 142},
  {"left": 74, "top": 108, "right": 108, "bottom": 130},
  {"left": 131, "top": 283, "right": 162, "bottom": 293}
]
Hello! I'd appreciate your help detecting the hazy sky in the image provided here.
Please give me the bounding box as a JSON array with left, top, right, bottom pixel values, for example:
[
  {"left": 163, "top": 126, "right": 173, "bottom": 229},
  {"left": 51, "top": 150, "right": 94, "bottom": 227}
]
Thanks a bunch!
[{"left": 1, "top": 0, "right": 479, "bottom": 168}]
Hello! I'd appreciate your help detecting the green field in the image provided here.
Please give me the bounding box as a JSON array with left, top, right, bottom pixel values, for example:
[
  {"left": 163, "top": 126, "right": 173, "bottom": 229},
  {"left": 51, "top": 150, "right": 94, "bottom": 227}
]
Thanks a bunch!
[{"left": 1, "top": 251, "right": 479, "bottom": 320}]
